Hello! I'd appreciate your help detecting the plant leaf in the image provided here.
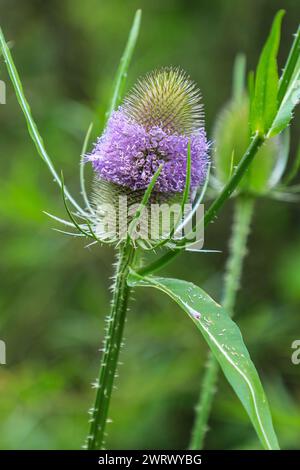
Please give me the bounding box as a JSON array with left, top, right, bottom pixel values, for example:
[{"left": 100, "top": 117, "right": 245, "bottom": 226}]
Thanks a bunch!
[
  {"left": 105, "top": 9, "right": 142, "bottom": 123},
  {"left": 152, "top": 141, "right": 192, "bottom": 249},
  {"left": 282, "top": 137, "right": 300, "bottom": 185},
  {"left": 127, "top": 163, "right": 163, "bottom": 240},
  {"left": 278, "top": 25, "right": 300, "bottom": 104},
  {"left": 0, "top": 27, "right": 85, "bottom": 216},
  {"left": 268, "top": 128, "right": 290, "bottom": 188},
  {"left": 268, "top": 25, "right": 300, "bottom": 137},
  {"left": 127, "top": 271, "right": 280, "bottom": 450},
  {"left": 232, "top": 53, "right": 247, "bottom": 102},
  {"left": 80, "top": 122, "right": 94, "bottom": 213},
  {"left": 250, "top": 10, "right": 285, "bottom": 135}
]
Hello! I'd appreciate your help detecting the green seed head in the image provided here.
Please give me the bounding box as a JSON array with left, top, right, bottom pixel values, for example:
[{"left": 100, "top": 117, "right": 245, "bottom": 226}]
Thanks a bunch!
[{"left": 213, "top": 95, "right": 283, "bottom": 195}]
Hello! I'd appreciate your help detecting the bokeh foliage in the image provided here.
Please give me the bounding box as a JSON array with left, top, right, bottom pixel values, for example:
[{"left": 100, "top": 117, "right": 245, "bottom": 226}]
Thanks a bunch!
[{"left": 0, "top": 0, "right": 299, "bottom": 449}]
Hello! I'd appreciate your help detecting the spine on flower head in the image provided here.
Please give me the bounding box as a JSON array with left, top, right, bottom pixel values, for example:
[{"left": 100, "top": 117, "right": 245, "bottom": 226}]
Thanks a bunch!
[
  {"left": 122, "top": 67, "right": 204, "bottom": 135},
  {"left": 87, "top": 67, "right": 209, "bottom": 243}
]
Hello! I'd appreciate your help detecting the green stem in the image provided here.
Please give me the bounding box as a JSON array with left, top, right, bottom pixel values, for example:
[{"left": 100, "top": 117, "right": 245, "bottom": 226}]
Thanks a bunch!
[
  {"left": 138, "top": 134, "right": 263, "bottom": 277},
  {"left": 222, "top": 196, "right": 255, "bottom": 314},
  {"left": 189, "top": 353, "right": 219, "bottom": 450},
  {"left": 86, "top": 243, "right": 135, "bottom": 450},
  {"left": 189, "top": 196, "right": 254, "bottom": 450}
]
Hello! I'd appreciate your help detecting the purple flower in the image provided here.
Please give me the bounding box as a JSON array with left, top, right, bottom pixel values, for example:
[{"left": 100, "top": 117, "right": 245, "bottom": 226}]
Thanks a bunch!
[
  {"left": 88, "top": 109, "right": 208, "bottom": 193},
  {"left": 88, "top": 68, "right": 209, "bottom": 194}
]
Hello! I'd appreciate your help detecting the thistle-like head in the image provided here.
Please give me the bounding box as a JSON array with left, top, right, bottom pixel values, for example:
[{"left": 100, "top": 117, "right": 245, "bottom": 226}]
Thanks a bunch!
[
  {"left": 88, "top": 67, "right": 208, "bottom": 195},
  {"left": 87, "top": 68, "right": 209, "bottom": 245}
]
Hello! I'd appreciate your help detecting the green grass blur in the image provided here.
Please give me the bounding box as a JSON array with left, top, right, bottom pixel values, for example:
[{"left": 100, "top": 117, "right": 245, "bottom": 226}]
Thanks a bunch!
[{"left": 0, "top": 0, "right": 299, "bottom": 450}]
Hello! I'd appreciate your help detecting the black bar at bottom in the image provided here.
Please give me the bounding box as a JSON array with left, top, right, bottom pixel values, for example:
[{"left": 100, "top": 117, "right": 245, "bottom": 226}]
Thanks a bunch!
[{"left": 0, "top": 450, "right": 298, "bottom": 467}]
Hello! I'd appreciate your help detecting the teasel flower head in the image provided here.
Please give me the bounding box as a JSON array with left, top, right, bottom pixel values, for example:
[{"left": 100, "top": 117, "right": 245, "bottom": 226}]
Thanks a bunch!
[
  {"left": 87, "top": 68, "right": 209, "bottom": 245},
  {"left": 213, "top": 95, "right": 288, "bottom": 196},
  {"left": 89, "top": 68, "right": 208, "bottom": 193}
]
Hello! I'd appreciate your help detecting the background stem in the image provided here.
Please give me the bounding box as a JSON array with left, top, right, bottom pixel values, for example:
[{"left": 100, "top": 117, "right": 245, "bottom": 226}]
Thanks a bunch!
[
  {"left": 189, "top": 196, "right": 254, "bottom": 449},
  {"left": 86, "top": 243, "right": 135, "bottom": 450}
]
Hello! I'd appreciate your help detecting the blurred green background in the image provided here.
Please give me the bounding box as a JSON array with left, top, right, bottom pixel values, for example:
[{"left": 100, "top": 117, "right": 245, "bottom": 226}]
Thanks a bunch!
[{"left": 0, "top": 0, "right": 300, "bottom": 450}]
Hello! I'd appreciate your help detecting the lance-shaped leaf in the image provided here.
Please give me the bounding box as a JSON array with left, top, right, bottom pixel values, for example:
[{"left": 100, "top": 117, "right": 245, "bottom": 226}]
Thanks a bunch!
[
  {"left": 128, "top": 271, "right": 280, "bottom": 450},
  {"left": 268, "top": 25, "right": 300, "bottom": 137},
  {"left": 0, "top": 27, "right": 86, "bottom": 216},
  {"left": 105, "top": 9, "right": 142, "bottom": 123},
  {"left": 250, "top": 10, "right": 285, "bottom": 135}
]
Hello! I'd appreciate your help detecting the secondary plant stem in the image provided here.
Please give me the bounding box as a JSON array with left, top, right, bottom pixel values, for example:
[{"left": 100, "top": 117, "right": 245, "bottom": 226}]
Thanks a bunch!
[
  {"left": 189, "top": 196, "right": 254, "bottom": 449},
  {"left": 87, "top": 243, "right": 135, "bottom": 450}
]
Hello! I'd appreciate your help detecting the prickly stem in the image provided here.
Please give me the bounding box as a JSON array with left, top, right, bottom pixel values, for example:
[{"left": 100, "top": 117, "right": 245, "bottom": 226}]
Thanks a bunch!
[{"left": 86, "top": 243, "right": 135, "bottom": 449}]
